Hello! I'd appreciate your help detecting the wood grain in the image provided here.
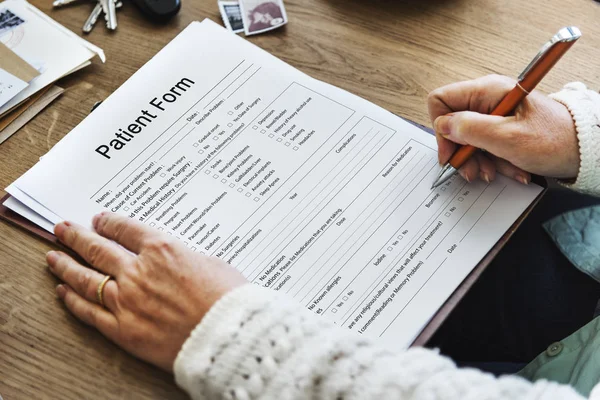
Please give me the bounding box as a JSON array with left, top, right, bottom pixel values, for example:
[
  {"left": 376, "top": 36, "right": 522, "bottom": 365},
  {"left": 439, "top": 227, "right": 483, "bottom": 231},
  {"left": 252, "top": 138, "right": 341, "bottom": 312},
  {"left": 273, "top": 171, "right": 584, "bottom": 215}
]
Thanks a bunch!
[{"left": 1, "top": 0, "right": 599, "bottom": 398}]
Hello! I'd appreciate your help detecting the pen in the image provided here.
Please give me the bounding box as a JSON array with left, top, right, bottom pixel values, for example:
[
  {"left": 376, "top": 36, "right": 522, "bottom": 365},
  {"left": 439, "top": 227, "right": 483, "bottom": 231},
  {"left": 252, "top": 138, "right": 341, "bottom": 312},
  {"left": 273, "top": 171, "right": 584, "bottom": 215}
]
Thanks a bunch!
[{"left": 431, "top": 26, "right": 582, "bottom": 189}]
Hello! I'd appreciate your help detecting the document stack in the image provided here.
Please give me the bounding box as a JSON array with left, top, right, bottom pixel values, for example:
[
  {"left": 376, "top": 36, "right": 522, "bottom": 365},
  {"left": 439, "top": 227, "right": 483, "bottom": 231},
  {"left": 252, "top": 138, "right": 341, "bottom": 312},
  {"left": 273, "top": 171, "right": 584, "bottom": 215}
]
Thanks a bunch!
[{"left": 0, "top": 0, "right": 104, "bottom": 144}]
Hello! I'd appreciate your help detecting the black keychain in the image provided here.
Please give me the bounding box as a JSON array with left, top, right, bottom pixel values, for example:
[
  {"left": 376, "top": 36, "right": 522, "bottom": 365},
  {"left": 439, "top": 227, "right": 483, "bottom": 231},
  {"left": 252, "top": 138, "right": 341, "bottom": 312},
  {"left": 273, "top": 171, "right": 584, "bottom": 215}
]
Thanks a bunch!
[{"left": 132, "top": 0, "right": 181, "bottom": 22}]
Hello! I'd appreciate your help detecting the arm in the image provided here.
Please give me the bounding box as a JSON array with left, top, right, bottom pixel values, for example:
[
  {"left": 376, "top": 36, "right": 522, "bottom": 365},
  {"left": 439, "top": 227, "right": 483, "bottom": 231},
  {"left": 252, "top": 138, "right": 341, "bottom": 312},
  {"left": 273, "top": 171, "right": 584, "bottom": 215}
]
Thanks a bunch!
[
  {"left": 550, "top": 83, "right": 600, "bottom": 196},
  {"left": 174, "top": 284, "right": 585, "bottom": 400}
]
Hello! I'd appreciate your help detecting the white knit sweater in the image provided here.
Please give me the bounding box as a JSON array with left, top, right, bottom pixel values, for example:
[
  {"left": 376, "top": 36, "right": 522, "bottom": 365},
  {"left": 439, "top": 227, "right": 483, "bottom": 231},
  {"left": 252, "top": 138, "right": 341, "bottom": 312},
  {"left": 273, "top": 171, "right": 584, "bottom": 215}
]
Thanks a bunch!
[{"left": 174, "top": 84, "right": 600, "bottom": 400}]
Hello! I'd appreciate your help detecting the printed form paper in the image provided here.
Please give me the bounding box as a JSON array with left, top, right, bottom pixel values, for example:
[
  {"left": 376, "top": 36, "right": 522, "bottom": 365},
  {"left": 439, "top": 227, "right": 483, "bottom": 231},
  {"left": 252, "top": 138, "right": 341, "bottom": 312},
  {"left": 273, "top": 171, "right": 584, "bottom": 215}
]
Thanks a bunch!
[{"left": 7, "top": 20, "right": 543, "bottom": 348}]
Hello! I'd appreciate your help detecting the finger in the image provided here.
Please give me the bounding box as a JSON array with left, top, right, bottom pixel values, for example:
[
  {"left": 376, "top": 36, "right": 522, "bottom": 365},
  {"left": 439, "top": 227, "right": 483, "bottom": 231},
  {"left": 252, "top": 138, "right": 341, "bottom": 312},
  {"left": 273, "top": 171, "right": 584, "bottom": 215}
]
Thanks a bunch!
[
  {"left": 57, "top": 284, "right": 119, "bottom": 340},
  {"left": 435, "top": 131, "right": 457, "bottom": 165},
  {"left": 475, "top": 152, "right": 496, "bottom": 183},
  {"left": 427, "top": 75, "right": 515, "bottom": 124},
  {"left": 47, "top": 251, "right": 118, "bottom": 311},
  {"left": 93, "top": 212, "right": 161, "bottom": 254},
  {"left": 433, "top": 111, "right": 522, "bottom": 160},
  {"left": 458, "top": 157, "right": 479, "bottom": 183},
  {"left": 54, "top": 221, "right": 133, "bottom": 277},
  {"left": 490, "top": 155, "right": 531, "bottom": 185}
]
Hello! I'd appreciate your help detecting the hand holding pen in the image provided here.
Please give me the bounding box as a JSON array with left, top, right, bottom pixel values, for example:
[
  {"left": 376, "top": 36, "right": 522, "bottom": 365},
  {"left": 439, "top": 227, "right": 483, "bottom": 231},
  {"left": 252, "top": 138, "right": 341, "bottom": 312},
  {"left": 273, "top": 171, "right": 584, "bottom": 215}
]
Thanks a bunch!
[{"left": 430, "top": 27, "right": 581, "bottom": 188}]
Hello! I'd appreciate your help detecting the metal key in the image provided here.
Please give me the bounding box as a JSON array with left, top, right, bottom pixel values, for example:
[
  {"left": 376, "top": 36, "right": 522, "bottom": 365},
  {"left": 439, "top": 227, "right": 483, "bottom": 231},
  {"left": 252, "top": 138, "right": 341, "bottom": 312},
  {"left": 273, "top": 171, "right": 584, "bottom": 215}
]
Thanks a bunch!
[
  {"left": 83, "top": 1, "right": 122, "bottom": 34},
  {"left": 100, "top": 0, "right": 118, "bottom": 30},
  {"left": 53, "top": 0, "right": 83, "bottom": 7},
  {"left": 82, "top": 3, "right": 102, "bottom": 33}
]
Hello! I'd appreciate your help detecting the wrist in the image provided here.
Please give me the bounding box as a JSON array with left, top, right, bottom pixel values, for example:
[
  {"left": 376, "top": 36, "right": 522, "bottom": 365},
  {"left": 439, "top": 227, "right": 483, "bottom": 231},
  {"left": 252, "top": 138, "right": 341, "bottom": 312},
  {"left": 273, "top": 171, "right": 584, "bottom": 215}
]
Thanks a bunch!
[{"left": 549, "top": 82, "right": 600, "bottom": 193}]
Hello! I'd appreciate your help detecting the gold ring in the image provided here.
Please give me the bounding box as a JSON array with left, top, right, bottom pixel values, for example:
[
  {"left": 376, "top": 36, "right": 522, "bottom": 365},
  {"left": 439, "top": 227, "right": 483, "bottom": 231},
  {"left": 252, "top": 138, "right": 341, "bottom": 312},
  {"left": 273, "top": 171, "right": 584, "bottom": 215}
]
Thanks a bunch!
[{"left": 97, "top": 275, "right": 112, "bottom": 307}]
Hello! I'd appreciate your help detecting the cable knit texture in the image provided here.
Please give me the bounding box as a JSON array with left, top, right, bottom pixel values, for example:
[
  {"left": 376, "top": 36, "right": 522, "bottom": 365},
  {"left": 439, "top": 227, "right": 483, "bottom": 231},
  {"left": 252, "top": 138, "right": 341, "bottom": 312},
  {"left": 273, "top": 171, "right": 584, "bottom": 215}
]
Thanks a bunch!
[
  {"left": 174, "top": 85, "right": 600, "bottom": 400},
  {"left": 549, "top": 83, "right": 600, "bottom": 195},
  {"left": 174, "top": 284, "right": 587, "bottom": 399}
]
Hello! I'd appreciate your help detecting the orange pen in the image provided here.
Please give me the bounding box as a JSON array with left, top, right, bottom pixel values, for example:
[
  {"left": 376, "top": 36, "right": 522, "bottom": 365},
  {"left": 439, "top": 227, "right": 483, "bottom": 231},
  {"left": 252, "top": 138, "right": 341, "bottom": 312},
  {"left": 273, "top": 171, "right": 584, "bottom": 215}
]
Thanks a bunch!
[{"left": 431, "top": 26, "right": 582, "bottom": 189}]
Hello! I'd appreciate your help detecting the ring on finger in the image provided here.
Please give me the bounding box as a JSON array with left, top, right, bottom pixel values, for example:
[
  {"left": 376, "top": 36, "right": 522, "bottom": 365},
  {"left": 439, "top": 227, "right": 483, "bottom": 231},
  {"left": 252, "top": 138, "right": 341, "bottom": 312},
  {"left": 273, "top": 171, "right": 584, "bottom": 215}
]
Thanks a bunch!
[{"left": 97, "top": 275, "right": 112, "bottom": 307}]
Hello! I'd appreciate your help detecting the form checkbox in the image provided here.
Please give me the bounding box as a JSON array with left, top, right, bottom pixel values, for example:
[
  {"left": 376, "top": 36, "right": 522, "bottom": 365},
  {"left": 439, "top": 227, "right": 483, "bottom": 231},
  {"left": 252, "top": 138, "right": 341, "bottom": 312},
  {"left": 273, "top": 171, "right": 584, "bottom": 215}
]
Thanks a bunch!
[
  {"left": 252, "top": 125, "right": 258, "bottom": 130},
  {"left": 184, "top": 241, "right": 188, "bottom": 246},
  {"left": 198, "top": 149, "right": 204, "bottom": 154},
  {"left": 168, "top": 232, "right": 172, "bottom": 235},
  {"left": 285, "top": 142, "right": 290, "bottom": 146},
  {"left": 245, "top": 192, "right": 251, "bottom": 197},
  {"left": 227, "top": 122, "right": 233, "bottom": 127},
  {"left": 293, "top": 146, "right": 299, "bottom": 151},
  {"left": 445, "top": 212, "right": 451, "bottom": 217},
  {"left": 221, "top": 179, "right": 227, "bottom": 183},
  {"left": 342, "top": 296, "right": 348, "bottom": 301},
  {"left": 123, "top": 206, "right": 129, "bottom": 211},
  {"left": 237, "top": 188, "right": 243, "bottom": 192},
  {"left": 213, "top": 174, "right": 219, "bottom": 179},
  {"left": 268, "top": 133, "right": 274, "bottom": 138},
  {"left": 228, "top": 111, "right": 233, "bottom": 115},
  {"left": 193, "top": 142, "right": 199, "bottom": 147},
  {"left": 397, "top": 235, "right": 403, "bottom": 240},
  {"left": 458, "top": 197, "right": 464, "bottom": 202},
  {"left": 261, "top": 129, "right": 266, "bottom": 133},
  {"left": 213, "top": 136, "right": 219, "bottom": 140},
  {"left": 160, "top": 173, "right": 166, "bottom": 178},
  {"left": 158, "top": 227, "right": 164, "bottom": 231},
  {"left": 332, "top": 308, "right": 338, "bottom": 314},
  {"left": 229, "top": 183, "right": 235, "bottom": 188},
  {"left": 205, "top": 169, "right": 211, "bottom": 174},
  {"left": 276, "top": 138, "right": 282, "bottom": 142},
  {"left": 440, "top": 186, "right": 447, "bottom": 191},
  {"left": 191, "top": 246, "right": 197, "bottom": 251},
  {"left": 254, "top": 197, "right": 260, "bottom": 202},
  {"left": 149, "top": 222, "right": 155, "bottom": 227},
  {"left": 387, "top": 246, "right": 393, "bottom": 251}
]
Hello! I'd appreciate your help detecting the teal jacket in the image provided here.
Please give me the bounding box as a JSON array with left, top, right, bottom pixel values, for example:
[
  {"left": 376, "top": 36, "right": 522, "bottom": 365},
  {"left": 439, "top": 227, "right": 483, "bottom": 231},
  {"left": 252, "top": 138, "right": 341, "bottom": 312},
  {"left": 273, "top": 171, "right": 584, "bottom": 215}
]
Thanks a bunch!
[{"left": 518, "top": 205, "right": 600, "bottom": 396}]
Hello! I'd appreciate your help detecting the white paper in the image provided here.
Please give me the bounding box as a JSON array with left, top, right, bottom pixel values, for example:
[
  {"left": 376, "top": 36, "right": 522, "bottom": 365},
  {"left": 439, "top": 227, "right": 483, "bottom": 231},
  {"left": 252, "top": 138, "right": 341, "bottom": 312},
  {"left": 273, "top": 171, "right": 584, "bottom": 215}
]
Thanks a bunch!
[
  {"left": 0, "top": 0, "right": 103, "bottom": 115},
  {"left": 6, "top": 20, "right": 543, "bottom": 349},
  {"left": 3, "top": 196, "right": 54, "bottom": 232},
  {"left": 0, "top": 67, "right": 27, "bottom": 107}
]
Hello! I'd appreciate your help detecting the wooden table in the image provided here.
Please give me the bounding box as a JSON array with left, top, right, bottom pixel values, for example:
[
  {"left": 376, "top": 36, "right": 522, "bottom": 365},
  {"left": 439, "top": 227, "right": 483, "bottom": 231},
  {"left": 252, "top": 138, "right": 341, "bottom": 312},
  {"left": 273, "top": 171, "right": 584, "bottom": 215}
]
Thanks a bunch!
[{"left": 1, "top": 0, "right": 599, "bottom": 398}]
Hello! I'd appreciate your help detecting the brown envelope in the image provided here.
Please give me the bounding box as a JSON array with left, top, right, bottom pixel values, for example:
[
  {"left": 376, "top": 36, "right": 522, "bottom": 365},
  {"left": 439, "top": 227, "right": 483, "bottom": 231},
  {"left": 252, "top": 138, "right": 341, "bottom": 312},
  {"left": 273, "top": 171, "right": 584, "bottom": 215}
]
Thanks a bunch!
[{"left": 0, "top": 42, "right": 39, "bottom": 82}]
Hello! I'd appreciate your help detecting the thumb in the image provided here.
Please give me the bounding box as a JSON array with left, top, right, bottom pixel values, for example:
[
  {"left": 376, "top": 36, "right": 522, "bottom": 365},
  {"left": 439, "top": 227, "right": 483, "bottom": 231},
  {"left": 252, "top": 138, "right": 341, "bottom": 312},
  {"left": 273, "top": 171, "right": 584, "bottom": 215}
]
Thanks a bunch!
[{"left": 433, "top": 111, "right": 519, "bottom": 158}]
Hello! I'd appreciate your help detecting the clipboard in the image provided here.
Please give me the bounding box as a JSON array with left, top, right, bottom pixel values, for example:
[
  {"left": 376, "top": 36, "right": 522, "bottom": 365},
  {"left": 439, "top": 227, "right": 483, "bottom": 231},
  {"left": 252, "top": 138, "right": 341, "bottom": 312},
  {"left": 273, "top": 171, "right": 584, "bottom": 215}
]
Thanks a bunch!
[{"left": 0, "top": 118, "right": 548, "bottom": 346}]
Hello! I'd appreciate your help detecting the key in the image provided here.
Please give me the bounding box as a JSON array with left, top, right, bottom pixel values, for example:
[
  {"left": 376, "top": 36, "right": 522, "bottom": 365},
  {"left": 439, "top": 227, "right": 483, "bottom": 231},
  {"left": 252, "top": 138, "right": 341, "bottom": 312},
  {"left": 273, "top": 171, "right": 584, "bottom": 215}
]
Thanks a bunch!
[
  {"left": 53, "top": 0, "right": 83, "bottom": 7},
  {"left": 82, "top": 3, "right": 102, "bottom": 33},
  {"left": 83, "top": 1, "right": 122, "bottom": 34},
  {"left": 100, "top": 0, "right": 118, "bottom": 30}
]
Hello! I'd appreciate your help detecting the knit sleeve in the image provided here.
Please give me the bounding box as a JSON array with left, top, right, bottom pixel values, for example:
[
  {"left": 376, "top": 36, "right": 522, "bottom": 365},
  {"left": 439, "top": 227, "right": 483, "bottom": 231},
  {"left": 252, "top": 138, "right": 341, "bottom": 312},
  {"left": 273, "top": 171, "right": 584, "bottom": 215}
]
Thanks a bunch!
[
  {"left": 549, "top": 82, "right": 600, "bottom": 196},
  {"left": 173, "top": 284, "right": 586, "bottom": 400}
]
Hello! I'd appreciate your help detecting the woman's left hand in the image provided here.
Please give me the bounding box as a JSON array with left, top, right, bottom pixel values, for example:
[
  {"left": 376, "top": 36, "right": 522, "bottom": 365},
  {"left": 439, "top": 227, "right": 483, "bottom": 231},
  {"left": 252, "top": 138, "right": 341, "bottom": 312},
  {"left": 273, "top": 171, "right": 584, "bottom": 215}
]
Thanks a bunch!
[{"left": 47, "top": 212, "right": 247, "bottom": 372}]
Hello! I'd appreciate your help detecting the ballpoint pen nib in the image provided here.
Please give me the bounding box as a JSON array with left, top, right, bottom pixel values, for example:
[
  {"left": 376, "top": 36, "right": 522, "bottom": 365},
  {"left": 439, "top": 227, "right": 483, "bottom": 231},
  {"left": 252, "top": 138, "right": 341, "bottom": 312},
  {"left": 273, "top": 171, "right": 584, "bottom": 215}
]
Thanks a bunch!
[{"left": 431, "top": 164, "right": 458, "bottom": 189}]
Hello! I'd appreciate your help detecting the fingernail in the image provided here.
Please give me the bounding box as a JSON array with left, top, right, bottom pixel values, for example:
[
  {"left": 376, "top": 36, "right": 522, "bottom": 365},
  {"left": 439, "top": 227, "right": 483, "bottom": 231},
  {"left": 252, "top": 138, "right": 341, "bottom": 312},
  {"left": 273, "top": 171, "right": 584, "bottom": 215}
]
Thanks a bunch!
[
  {"left": 56, "top": 284, "right": 67, "bottom": 299},
  {"left": 92, "top": 214, "right": 101, "bottom": 230},
  {"left": 517, "top": 175, "right": 529, "bottom": 185},
  {"left": 46, "top": 251, "right": 58, "bottom": 266},
  {"left": 54, "top": 221, "right": 71, "bottom": 239},
  {"left": 483, "top": 173, "right": 490, "bottom": 184},
  {"left": 434, "top": 115, "right": 452, "bottom": 136}
]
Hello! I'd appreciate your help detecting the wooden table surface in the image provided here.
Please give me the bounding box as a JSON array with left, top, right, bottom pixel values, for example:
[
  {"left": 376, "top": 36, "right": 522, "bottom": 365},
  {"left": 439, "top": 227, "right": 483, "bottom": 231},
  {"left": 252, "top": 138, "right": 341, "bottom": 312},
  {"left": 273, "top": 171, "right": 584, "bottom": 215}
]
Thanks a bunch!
[{"left": 1, "top": 0, "right": 599, "bottom": 398}]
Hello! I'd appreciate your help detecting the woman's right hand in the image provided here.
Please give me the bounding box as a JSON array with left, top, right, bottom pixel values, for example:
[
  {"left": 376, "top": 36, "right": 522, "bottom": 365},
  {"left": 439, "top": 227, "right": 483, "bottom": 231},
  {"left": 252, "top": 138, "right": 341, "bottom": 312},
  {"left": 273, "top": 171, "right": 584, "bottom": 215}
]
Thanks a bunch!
[{"left": 428, "top": 74, "right": 580, "bottom": 184}]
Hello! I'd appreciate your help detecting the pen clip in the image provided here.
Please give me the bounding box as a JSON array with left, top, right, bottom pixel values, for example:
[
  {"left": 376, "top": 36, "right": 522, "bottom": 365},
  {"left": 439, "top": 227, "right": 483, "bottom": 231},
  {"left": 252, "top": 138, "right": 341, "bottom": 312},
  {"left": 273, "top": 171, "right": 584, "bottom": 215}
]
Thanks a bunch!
[{"left": 518, "top": 26, "right": 581, "bottom": 82}]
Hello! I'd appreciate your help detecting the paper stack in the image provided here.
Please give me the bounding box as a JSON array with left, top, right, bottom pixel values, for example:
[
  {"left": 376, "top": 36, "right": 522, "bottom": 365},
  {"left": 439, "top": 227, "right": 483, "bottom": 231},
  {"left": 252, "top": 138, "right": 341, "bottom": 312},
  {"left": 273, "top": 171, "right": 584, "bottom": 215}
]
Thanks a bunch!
[{"left": 0, "top": 0, "right": 104, "bottom": 144}]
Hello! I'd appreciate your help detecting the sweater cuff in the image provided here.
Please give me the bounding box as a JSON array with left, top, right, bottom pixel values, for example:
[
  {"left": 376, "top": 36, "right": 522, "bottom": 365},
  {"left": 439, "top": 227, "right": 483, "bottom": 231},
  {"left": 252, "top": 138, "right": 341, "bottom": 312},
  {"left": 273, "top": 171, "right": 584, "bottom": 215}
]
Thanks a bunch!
[
  {"left": 549, "top": 82, "right": 600, "bottom": 196},
  {"left": 173, "top": 284, "right": 275, "bottom": 397}
]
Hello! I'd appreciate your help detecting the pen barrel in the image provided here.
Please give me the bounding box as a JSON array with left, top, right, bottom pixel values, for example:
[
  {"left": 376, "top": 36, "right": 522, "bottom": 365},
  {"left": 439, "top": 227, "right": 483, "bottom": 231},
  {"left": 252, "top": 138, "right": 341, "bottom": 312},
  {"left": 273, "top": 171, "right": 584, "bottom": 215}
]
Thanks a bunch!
[
  {"left": 448, "top": 144, "right": 477, "bottom": 169},
  {"left": 520, "top": 39, "right": 578, "bottom": 92}
]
